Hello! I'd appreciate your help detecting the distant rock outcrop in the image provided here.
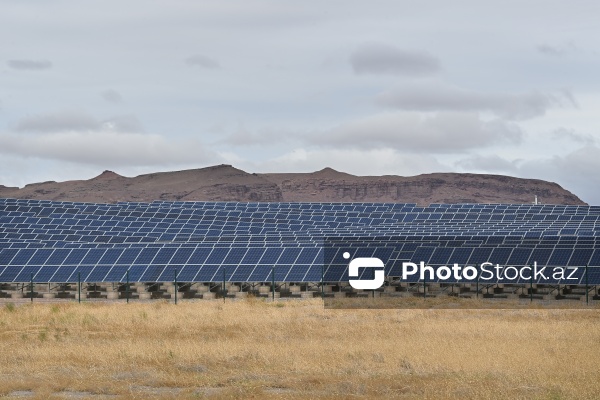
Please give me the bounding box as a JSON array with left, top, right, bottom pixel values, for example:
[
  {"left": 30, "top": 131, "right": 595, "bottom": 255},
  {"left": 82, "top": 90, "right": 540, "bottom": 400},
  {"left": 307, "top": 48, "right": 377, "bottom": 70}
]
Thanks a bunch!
[
  {"left": 91, "top": 170, "right": 124, "bottom": 180},
  {"left": 0, "top": 164, "right": 586, "bottom": 205},
  {"left": 0, "top": 185, "right": 19, "bottom": 195},
  {"left": 262, "top": 170, "right": 584, "bottom": 205}
]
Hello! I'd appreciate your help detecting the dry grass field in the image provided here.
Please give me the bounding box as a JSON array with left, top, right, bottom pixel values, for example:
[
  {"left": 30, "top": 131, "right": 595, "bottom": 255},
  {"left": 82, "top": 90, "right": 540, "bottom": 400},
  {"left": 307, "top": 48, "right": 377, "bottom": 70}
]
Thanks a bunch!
[{"left": 0, "top": 298, "right": 599, "bottom": 399}]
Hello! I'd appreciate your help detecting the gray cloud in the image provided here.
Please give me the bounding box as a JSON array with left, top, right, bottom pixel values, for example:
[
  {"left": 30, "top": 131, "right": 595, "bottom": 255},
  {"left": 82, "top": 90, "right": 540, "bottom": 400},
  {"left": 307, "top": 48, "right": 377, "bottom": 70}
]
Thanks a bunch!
[
  {"left": 314, "top": 112, "right": 522, "bottom": 153},
  {"left": 536, "top": 42, "right": 577, "bottom": 57},
  {"left": 3, "top": 110, "right": 182, "bottom": 166},
  {"left": 231, "top": 147, "right": 449, "bottom": 177},
  {"left": 219, "top": 126, "right": 298, "bottom": 147},
  {"left": 350, "top": 42, "right": 440, "bottom": 76},
  {"left": 0, "top": 130, "right": 216, "bottom": 167},
  {"left": 551, "top": 127, "right": 595, "bottom": 145},
  {"left": 519, "top": 146, "right": 600, "bottom": 204},
  {"left": 7, "top": 59, "right": 52, "bottom": 70},
  {"left": 16, "top": 111, "right": 100, "bottom": 133},
  {"left": 185, "top": 54, "right": 221, "bottom": 69},
  {"left": 221, "top": 112, "right": 523, "bottom": 153},
  {"left": 15, "top": 111, "right": 144, "bottom": 133},
  {"left": 455, "top": 154, "right": 521, "bottom": 173},
  {"left": 558, "top": 88, "right": 579, "bottom": 108},
  {"left": 101, "top": 89, "right": 123, "bottom": 103},
  {"left": 376, "top": 82, "right": 570, "bottom": 120},
  {"left": 455, "top": 147, "right": 600, "bottom": 204},
  {"left": 100, "top": 115, "right": 144, "bottom": 133}
]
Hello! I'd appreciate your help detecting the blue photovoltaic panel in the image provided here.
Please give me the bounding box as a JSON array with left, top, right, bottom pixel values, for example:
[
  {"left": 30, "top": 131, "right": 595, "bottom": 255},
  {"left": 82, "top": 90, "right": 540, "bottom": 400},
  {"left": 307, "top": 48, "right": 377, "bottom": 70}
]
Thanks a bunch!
[
  {"left": 548, "top": 248, "right": 573, "bottom": 266},
  {"left": 81, "top": 249, "right": 106, "bottom": 265},
  {"left": 195, "top": 264, "right": 220, "bottom": 281},
  {"left": 1, "top": 199, "right": 600, "bottom": 283},
  {"left": 568, "top": 248, "right": 593, "bottom": 266},
  {"left": 103, "top": 265, "right": 128, "bottom": 282},
  {"left": 116, "top": 248, "right": 142, "bottom": 264}
]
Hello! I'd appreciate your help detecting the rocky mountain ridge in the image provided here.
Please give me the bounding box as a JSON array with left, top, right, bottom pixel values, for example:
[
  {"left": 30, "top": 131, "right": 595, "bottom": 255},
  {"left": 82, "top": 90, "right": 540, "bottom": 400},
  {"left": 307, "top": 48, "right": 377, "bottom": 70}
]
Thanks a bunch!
[{"left": 0, "top": 164, "right": 586, "bottom": 205}]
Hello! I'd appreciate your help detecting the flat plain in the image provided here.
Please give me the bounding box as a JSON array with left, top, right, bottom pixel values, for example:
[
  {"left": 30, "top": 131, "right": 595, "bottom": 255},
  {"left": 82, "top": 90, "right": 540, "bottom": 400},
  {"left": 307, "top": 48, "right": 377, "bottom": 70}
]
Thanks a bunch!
[{"left": 0, "top": 298, "right": 598, "bottom": 399}]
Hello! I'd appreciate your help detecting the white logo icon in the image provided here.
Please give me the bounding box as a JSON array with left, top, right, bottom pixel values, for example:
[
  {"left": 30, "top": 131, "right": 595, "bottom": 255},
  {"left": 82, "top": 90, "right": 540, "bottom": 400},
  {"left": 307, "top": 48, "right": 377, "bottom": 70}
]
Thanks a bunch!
[{"left": 345, "top": 252, "right": 385, "bottom": 290}]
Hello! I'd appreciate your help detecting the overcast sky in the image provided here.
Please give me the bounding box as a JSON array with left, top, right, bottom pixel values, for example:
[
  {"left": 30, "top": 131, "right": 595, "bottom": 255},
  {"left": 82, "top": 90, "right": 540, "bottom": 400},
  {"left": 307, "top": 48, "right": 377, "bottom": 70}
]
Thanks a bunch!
[{"left": 2, "top": 0, "right": 600, "bottom": 203}]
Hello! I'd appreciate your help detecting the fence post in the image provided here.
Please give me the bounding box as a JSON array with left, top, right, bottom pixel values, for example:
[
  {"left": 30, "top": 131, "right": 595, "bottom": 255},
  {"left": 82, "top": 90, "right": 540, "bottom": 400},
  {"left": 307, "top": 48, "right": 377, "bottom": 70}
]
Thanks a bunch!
[
  {"left": 30, "top": 273, "right": 33, "bottom": 303},
  {"left": 271, "top": 266, "right": 275, "bottom": 301},
  {"left": 585, "top": 265, "right": 589, "bottom": 305},
  {"left": 174, "top": 269, "right": 178, "bottom": 305},
  {"left": 222, "top": 267, "right": 226, "bottom": 303},
  {"left": 78, "top": 272, "right": 81, "bottom": 304},
  {"left": 126, "top": 270, "right": 130, "bottom": 304},
  {"left": 321, "top": 263, "right": 324, "bottom": 299}
]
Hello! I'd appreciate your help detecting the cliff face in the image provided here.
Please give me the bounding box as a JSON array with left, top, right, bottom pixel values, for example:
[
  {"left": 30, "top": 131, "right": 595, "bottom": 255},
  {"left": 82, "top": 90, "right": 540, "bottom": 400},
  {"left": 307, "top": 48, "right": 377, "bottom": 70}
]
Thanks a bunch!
[
  {"left": 263, "top": 170, "right": 584, "bottom": 205},
  {"left": 0, "top": 185, "right": 19, "bottom": 195},
  {"left": 0, "top": 165, "right": 586, "bottom": 205}
]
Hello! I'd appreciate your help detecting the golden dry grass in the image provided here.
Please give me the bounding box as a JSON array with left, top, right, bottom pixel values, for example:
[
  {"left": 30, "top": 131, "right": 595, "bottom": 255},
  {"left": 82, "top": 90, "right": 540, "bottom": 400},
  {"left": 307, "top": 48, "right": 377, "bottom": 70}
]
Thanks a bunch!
[{"left": 0, "top": 298, "right": 598, "bottom": 399}]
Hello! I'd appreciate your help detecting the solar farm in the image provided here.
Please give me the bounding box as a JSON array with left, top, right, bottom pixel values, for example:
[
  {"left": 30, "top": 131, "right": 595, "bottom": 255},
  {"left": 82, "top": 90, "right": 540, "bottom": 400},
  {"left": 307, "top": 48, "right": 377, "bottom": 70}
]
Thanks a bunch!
[{"left": 1, "top": 197, "right": 600, "bottom": 302}]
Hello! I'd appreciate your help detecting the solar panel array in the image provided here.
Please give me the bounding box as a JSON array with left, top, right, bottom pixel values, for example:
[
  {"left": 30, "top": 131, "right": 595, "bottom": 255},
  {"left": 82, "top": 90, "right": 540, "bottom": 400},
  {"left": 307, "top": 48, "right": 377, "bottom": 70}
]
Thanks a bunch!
[{"left": 1, "top": 198, "right": 600, "bottom": 284}]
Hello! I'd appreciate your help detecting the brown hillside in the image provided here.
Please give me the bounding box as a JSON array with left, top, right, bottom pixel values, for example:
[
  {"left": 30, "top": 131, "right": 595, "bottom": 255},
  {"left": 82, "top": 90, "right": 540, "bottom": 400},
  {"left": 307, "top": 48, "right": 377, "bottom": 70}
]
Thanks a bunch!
[{"left": 0, "top": 164, "right": 586, "bottom": 205}]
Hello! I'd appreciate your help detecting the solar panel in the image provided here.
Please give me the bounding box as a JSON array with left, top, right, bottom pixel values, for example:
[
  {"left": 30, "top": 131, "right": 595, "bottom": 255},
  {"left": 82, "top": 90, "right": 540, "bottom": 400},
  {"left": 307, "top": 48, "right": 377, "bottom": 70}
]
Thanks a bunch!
[{"left": 2, "top": 199, "right": 600, "bottom": 285}]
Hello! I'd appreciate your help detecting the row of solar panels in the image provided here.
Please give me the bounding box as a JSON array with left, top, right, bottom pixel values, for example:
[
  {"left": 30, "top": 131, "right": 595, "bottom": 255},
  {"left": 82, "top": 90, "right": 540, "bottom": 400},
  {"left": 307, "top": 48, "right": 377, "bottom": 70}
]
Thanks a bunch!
[
  {"left": 1, "top": 237, "right": 599, "bottom": 280},
  {"left": 2, "top": 222, "right": 600, "bottom": 237},
  {"left": 2, "top": 197, "right": 597, "bottom": 209},
  {"left": 2, "top": 225, "right": 600, "bottom": 240},
  {"left": 1, "top": 240, "right": 596, "bottom": 263},
  {"left": 5, "top": 212, "right": 600, "bottom": 226},
  {"left": 1, "top": 245, "right": 599, "bottom": 283},
  {"left": 3, "top": 221, "right": 600, "bottom": 246},
  {"left": 3, "top": 221, "right": 600, "bottom": 235},
  {"left": 3, "top": 232, "right": 600, "bottom": 248},
  {"left": 2, "top": 232, "right": 600, "bottom": 249},
  {"left": 3, "top": 212, "right": 600, "bottom": 230},
  {"left": 2, "top": 199, "right": 600, "bottom": 215},
  {"left": 3, "top": 207, "right": 600, "bottom": 220},
  {"left": 2, "top": 219, "right": 599, "bottom": 231},
  {"left": 2, "top": 199, "right": 600, "bottom": 285}
]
